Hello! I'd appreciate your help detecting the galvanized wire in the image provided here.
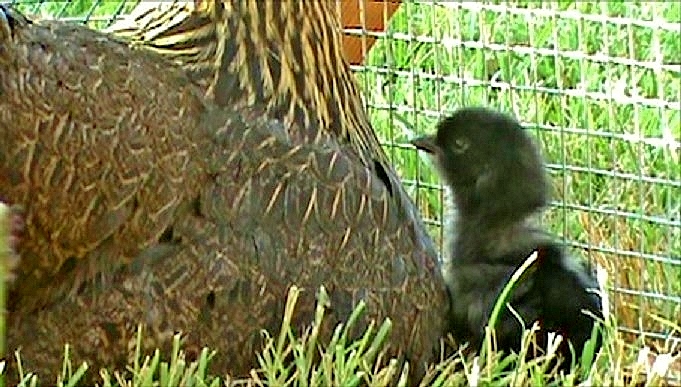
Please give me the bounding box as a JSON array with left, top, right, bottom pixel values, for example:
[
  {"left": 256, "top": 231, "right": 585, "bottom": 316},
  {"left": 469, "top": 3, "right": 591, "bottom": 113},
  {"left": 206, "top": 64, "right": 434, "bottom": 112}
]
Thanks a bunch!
[{"left": 347, "top": 0, "right": 680, "bottom": 351}]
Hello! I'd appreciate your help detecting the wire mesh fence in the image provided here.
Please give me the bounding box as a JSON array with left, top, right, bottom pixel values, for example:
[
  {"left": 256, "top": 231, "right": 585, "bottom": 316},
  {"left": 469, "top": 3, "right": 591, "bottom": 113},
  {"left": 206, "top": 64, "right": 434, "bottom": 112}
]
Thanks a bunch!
[
  {"left": 5, "top": 0, "right": 680, "bottom": 364},
  {"left": 345, "top": 0, "right": 680, "bottom": 349}
]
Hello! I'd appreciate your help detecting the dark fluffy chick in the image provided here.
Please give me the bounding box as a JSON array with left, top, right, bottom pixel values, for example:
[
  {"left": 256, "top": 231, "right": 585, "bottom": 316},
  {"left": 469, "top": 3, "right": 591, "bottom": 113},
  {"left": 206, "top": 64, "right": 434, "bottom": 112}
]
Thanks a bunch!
[{"left": 411, "top": 106, "right": 603, "bottom": 370}]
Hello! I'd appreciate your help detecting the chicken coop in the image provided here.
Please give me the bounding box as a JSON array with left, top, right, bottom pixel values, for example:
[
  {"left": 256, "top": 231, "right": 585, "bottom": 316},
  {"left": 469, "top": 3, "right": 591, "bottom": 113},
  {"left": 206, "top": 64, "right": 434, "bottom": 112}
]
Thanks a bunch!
[{"left": 1, "top": 0, "right": 679, "bottom": 385}]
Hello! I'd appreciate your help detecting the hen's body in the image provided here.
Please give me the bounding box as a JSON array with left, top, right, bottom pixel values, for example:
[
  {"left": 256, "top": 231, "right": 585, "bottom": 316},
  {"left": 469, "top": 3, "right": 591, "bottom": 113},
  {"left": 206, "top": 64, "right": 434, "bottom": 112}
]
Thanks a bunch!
[
  {"left": 1, "top": 8, "right": 211, "bottom": 311},
  {"left": 412, "top": 107, "right": 603, "bottom": 370},
  {"left": 106, "top": 1, "right": 394, "bottom": 182},
  {"left": 1, "top": 5, "right": 449, "bottom": 383},
  {"left": 105, "top": 1, "right": 432, "bottom": 269}
]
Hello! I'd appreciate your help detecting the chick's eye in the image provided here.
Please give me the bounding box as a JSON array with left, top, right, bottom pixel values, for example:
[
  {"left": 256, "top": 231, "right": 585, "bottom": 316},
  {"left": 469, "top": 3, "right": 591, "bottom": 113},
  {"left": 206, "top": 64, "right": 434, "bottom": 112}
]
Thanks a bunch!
[{"left": 453, "top": 138, "right": 469, "bottom": 153}]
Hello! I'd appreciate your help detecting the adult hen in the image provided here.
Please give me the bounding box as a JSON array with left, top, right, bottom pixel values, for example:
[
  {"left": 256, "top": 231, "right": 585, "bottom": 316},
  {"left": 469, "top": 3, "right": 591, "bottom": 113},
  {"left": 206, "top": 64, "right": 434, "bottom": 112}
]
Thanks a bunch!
[{"left": 1, "top": 5, "right": 449, "bottom": 384}]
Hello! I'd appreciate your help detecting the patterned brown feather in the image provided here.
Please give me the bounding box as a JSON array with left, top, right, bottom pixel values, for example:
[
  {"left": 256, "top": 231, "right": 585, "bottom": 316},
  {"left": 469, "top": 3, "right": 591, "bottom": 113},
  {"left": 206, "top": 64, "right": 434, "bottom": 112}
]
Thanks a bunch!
[
  {"left": 0, "top": 6, "right": 212, "bottom": 311},
  {"left": 106, "top": 0, "right": 401, "bottom": 194},
  {"left": 1, "top": 5, "right": 449, "bottom": 384}
]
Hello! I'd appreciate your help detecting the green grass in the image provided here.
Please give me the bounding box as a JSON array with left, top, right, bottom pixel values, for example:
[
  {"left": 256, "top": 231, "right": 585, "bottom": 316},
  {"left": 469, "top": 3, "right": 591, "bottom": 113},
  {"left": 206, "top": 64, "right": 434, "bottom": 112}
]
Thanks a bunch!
[
  {"left": 3, "top": 0, "right": 680, "bottom": 385},
  {"left": 5, "top": 285, "right": 678, "bottom": 386},
  {"left": 10, "top": 0, "right": 138, "bottom": 29}
]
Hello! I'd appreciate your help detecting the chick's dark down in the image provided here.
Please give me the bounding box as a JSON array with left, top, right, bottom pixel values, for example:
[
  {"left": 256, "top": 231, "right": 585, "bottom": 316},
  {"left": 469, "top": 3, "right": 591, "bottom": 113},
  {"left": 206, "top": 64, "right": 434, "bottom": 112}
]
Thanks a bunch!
[{"left": 412, "top": 107, "right": 603, "bottom": 369}]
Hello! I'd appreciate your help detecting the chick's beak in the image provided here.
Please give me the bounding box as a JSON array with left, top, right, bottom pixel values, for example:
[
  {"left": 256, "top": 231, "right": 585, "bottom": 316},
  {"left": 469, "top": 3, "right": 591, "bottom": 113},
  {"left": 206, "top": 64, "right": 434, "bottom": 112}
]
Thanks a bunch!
[{"left": 410, "top": 135, "right": 439, "bottom": 154}]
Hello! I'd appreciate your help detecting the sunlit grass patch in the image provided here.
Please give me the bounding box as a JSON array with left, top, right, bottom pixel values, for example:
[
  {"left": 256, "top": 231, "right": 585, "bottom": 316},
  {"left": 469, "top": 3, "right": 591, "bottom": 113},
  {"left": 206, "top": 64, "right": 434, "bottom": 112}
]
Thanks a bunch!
[{"left": 4, "top": 284, "right": 679, "bottom": 386}]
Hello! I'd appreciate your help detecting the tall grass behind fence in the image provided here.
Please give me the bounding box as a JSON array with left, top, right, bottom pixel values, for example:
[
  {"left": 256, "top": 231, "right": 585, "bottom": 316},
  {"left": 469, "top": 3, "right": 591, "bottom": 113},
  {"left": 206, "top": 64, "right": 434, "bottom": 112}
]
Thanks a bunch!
[{"left": 6, "top": 0, "right": 680, "bottom": 356}]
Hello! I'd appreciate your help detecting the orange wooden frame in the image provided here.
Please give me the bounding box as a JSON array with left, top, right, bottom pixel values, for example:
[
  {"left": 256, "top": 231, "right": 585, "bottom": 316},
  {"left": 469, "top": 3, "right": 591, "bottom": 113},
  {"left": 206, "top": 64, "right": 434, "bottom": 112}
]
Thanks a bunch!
[{"left": 339, "top": 0, "right": 401, "bottom": 65}]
